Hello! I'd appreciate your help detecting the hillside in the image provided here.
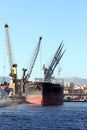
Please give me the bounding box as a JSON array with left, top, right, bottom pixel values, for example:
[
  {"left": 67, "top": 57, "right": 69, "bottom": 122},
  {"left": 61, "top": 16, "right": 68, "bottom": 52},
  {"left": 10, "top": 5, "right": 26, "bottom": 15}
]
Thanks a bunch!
[
  {"left": 0, "top": 76, "right": 10, "bottom": 83},
  {"left": 0, "top": 76, "right": 87, "bottom": 85},
  {"left": 63, "top": 77, "right": 87, "bottom": 85}
]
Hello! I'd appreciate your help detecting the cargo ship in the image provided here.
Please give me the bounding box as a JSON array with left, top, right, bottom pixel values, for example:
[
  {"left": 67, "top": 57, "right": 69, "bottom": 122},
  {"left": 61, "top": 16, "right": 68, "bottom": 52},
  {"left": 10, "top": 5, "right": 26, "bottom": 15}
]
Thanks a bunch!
[
  {"left": 25, "top": 81, "right": 64, "bottom": 105},
  {"left": 23, "top": 40, "right": 65, "bottom": 106}
]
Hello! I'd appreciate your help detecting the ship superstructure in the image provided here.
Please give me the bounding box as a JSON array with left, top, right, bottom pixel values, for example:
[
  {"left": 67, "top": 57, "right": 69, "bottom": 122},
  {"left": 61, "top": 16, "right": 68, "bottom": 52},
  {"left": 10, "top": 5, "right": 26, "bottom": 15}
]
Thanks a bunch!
[{"left": 25, "top": 41, "right": 65, "bottom": 105}]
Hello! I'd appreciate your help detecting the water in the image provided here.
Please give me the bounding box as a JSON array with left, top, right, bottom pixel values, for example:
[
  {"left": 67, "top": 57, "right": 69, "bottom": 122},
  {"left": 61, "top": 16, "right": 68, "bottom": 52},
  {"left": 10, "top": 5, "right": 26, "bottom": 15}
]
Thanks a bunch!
[{"left": 0, "top": 102, "right": 87, "bottom": 130}]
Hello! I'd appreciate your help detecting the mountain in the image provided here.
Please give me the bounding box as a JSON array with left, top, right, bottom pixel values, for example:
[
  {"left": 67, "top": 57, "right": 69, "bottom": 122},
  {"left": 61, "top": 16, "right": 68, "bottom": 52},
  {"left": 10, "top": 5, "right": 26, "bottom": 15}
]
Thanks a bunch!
[
  {"left": 0, "top": 76, "right": 10, "bottom": 83},
  {"left": 63, "top": 77, "right": 87, "bottom": 85},
  {"left": 0, "top": 76, "right": 87, "bottom": 86}
]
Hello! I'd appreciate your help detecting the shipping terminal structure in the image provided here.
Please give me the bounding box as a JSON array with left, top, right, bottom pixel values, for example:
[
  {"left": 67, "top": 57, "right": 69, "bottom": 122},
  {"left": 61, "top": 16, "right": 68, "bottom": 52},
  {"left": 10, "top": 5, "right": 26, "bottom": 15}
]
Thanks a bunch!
[{"left": 4, "top": 23, "right": 66, "bottom": 106}]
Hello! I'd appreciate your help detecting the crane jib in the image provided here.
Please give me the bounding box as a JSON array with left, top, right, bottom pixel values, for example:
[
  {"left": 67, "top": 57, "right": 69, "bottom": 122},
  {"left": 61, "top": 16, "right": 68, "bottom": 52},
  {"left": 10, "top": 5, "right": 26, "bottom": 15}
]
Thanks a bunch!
[
  {"left": 44, "top": 41, "right": 66, "bottom": 81},
  {"left": 22, "top": 37, "right": 42, "bottom": 81}
]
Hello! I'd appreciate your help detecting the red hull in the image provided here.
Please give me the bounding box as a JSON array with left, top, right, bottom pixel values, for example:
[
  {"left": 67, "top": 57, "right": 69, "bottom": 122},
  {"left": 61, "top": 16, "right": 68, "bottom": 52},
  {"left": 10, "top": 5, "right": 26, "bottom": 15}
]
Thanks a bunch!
[
  {"left": 26, "top": 95, "right": 42, "bottom": 105},
  {"left": 26, "top": 95, "right": 63, "bottom": 105}
]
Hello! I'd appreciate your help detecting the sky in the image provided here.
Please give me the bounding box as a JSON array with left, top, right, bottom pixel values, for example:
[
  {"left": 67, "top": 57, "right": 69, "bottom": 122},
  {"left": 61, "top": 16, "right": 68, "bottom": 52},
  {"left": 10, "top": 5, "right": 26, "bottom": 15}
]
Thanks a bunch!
[{"left": 0, "top": 0, "right": 87, "bottom": 81}]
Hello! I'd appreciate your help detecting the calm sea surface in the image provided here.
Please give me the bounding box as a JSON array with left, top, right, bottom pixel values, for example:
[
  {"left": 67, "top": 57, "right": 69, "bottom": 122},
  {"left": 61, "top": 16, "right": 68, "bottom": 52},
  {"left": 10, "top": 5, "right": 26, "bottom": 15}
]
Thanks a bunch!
[{"left": 0, "top": 102, "right": 87, "bottom": 130}]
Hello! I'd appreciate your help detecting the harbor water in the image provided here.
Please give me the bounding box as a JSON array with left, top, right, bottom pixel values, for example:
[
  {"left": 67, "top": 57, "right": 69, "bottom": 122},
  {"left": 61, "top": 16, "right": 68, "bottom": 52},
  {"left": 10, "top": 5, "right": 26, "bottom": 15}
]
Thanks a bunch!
[{"left": 0, "top": 102, "right": 87, "bottom": 130}]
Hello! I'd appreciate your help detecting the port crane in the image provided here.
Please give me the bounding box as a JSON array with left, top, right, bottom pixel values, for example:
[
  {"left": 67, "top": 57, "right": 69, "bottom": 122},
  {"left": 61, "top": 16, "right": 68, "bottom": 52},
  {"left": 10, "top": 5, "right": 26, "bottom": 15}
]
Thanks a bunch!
[
  {"left": 43, "top": 41, "right": 65, "bottom": 81},
  {"left": 22, "top": 37, "right": 42, "bottom": 84},
  {"left": 4, "top": 24, "right": 18, "bottom": 93}
]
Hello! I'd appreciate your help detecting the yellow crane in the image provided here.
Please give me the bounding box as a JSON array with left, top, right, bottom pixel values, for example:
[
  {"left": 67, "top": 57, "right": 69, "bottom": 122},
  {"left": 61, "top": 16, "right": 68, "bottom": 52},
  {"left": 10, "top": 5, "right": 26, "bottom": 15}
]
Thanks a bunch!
[{"left": 4, "top": 24, "right": 18, "bottom": 94}]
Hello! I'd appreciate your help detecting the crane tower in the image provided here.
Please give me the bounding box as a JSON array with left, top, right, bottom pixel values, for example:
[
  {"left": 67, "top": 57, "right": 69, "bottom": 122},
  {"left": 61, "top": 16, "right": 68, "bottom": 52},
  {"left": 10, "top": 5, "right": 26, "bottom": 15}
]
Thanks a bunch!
[
  {"left": 4, "top": 24, "right": 17, "bottom": 94},
  {"left": 5, "top": 24, "right": 13, "bottom": 75}
]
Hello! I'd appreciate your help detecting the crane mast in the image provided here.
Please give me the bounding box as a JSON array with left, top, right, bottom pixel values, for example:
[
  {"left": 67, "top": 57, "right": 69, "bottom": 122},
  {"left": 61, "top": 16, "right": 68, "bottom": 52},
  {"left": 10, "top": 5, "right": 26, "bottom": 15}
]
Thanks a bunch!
[
  {"left": 4, "top": 24, "right": 17, "bottom": 85},
  {"left": 22, "top": 37, "right": 42, "bottom": 82},
  {"left": 43, "top": 41, "right": 65, "bottom": 81},
  {"left": 4, "top": 24, "right": 13, "bottom": 76}
]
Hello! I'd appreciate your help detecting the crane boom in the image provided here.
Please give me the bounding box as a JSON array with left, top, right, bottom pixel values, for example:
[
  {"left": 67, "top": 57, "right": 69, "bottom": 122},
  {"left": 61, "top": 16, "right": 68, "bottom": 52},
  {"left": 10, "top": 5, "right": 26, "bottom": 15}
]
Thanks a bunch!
[
  {"left": 43, "top": 41, "right": 65, "bottom": 81},
  {"left": 4, "top": 24, "right": 13, "bottom": 75},
  {"left": 24, "top": 37, "right": 42, "bottom": 81},
  {"left": 4, "top": 24, "right": 17, "bottom": 81},
  {"left": 4, "top": 24, "right": 18, "bottom": 94}
]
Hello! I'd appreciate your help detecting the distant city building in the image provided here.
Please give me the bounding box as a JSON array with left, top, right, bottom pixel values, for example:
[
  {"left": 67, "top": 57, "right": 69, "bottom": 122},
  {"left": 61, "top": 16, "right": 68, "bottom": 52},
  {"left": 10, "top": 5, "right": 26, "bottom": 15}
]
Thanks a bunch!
[
  {"left": 64, "top": 82, "right": 87, "bottom": 96},
  {"left": 64, "top": 82, "right": 74, "bottom": 87}
]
